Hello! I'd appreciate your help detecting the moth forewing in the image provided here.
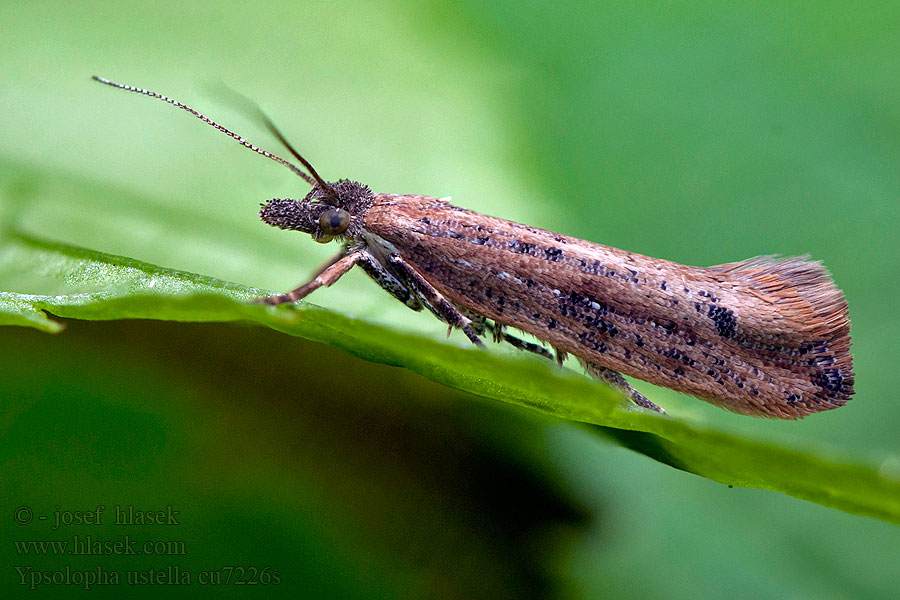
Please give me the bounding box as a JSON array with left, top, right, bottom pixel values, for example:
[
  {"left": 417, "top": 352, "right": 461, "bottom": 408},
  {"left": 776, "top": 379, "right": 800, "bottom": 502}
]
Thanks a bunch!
[{"left": 363, "top": 194, "right": 853, "bottom": 419}]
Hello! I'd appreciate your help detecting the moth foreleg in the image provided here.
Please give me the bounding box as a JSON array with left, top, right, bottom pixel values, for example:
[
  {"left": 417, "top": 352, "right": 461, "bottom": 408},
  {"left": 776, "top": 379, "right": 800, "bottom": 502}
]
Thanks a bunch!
[
  {"left": 258, "top": 251, "right": 362, "bottom": 306},
  {"left": 356, "top": 252, "right": 423, "bottom": 310},
  {"left": 580, "top": 360, "right": 665, "bottom": 414},
  {"left": 387, "top": 254, "right": 484, "bottom": 346},
  {"left": 310, "top": 247, "right": 355, "bottom": 278}
]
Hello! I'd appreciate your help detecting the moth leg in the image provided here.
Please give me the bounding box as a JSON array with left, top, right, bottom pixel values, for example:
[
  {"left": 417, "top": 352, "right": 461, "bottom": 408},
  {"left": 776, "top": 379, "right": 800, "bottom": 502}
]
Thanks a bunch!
[
  {"left": 257, "top": 251, "right": 362, "bottom": 306},
  {"left": 554, "top": 348, "right": 568, "bottom": 367},
  {"left": 309, "top": 247, "right": 354, "bottom": 278},
  {"left": 456, "top": 307, "right": 488, "bottom": 336},
  {"left": 356, "top": 251, "right": 424, "bottom": 310},
  {"left": 580, "top": 360, "right": 665, "bottom": 414},
  {"left": 483, "top": 322, "right": 555, "bottom": 360},
  {"left": 460, "top": 312, "right": 553, "bottom": 360},
  {"left": 387, "top": 254, "right": 484, "bottom": 346}
]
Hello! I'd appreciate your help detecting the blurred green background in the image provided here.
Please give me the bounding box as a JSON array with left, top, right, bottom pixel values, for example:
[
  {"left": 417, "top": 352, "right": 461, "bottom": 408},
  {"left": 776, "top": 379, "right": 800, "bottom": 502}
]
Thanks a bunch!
[{"left": 1, "top": 1, "right": 898, "bottom": 598}]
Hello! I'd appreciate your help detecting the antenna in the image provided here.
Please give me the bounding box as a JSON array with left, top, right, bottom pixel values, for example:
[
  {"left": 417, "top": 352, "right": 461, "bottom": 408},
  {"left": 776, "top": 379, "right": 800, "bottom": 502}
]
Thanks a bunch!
[{"left": 92, "top": 76, "right": 336, "bottom": 196}]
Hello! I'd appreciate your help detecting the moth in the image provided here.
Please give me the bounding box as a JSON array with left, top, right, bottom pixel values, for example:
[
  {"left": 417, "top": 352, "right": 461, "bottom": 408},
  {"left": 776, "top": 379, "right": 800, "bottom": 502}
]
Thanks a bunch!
[{"left": 93, "top": 76, "right": 854, "bottom": 419}]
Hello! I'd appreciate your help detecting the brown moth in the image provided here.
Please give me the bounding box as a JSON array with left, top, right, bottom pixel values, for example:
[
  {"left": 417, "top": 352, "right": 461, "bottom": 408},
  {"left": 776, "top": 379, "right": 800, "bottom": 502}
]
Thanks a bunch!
[{"left": 93, "top": 76, "right": 854, "bottom": 419}]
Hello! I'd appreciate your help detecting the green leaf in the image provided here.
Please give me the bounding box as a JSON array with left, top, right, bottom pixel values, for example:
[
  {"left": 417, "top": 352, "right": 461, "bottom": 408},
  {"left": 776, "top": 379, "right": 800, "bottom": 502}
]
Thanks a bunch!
[{"left": 2, "top": 229, "right": 898, "bottom": 526}]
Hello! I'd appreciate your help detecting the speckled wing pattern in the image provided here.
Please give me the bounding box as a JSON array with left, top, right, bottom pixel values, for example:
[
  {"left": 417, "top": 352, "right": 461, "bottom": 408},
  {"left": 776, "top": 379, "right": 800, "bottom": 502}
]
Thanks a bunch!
[{"left": 365, "top": 194, "right": 854, "bottom": 418}]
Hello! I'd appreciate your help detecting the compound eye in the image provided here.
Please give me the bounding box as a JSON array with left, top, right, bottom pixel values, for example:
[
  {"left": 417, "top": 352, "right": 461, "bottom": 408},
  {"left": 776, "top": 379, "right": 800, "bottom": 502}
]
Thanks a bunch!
[{"left": 318, "top": 208, "right": 351, "bottom": 236}]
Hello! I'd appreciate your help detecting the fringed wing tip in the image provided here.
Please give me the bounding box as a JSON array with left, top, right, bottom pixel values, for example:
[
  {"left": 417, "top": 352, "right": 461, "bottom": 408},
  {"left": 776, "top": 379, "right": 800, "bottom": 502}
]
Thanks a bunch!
[{"left": 709, "top": 254, "right": 854, "bottom": 416}]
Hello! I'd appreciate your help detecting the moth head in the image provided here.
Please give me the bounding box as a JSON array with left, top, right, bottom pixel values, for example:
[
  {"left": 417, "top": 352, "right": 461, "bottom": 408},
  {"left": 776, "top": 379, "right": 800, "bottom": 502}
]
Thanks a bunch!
[{"left": 258, "top": 179, "right": 374, "bottom": 243}]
